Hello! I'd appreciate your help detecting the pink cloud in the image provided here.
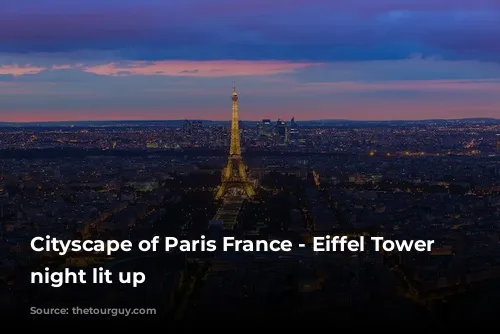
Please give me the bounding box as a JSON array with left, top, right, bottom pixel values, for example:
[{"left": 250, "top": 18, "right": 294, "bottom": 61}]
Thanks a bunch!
[
  {"left": 0, "top": 64, "right": 46, "bottom": 76},
  {"left": 51, "top": 64, "right": 72, "bottom": 70},
  {"left": 83, "top": 60, "right": 316, "bottom": 77}
]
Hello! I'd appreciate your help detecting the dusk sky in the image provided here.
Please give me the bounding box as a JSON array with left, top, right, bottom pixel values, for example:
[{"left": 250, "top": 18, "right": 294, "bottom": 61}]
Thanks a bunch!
[{"left": 0, "top": 0, "right": 499, "bottom": 122}]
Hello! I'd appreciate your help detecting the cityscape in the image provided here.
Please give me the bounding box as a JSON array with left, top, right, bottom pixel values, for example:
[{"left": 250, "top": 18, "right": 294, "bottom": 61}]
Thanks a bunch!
[
  {"left": 1, "top": 86, "right": 500, "bottom": 327},
  {"left": 1, "top": 0, "right": 500, "bottom": 328}
]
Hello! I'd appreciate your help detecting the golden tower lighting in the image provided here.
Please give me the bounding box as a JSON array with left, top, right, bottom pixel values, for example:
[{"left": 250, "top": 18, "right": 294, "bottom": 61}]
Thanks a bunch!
[{"left": 215, "top": 84, "right": 255, "bottom": 200}]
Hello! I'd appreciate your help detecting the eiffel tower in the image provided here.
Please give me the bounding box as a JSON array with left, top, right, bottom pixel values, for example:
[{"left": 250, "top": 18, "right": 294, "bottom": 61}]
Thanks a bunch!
[{"left": 215, "top": 85, "right": 255, "bottom": 200}]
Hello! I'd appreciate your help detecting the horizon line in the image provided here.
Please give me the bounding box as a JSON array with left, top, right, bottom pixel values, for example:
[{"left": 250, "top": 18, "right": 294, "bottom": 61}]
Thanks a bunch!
[{"left": 1, "top": 117, "right": 499, "bottom": 124}]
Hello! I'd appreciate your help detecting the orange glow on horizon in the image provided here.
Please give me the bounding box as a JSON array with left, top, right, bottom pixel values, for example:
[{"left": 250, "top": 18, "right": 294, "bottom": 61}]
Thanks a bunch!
[{"left": 2, "top": 103, "right": 499, "bottom": 123}]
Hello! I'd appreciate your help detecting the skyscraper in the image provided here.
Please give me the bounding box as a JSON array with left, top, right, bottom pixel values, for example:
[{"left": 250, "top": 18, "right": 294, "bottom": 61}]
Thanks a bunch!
[
  {"left": 276, "top": 119, "right": 289, "bottom": 145},
  {"left": 289, "top": 116, "right": 299, "bottom": 140},
  {"left": 257, "top": 119, "right": 273, "bottom": 138}
]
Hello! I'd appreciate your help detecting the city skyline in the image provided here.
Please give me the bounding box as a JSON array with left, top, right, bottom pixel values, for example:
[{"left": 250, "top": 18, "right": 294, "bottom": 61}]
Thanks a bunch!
[
  {"left": 1, "top": 117, "right": 500, "bottom": 125},
  {"left": 1, "top": 0, "right": 499, "bottom": 121}
]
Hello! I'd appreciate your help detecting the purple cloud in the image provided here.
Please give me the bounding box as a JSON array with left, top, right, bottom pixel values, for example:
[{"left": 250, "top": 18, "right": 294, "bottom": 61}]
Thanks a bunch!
[{"left": 0, "top": 0, "right": 498, "bottom": 62}]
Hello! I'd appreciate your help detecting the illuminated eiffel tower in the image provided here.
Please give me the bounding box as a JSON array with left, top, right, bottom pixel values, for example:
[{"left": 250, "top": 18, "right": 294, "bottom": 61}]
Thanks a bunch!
[{"left": 215, "top": 84, "right": 255, "bottom": 200}]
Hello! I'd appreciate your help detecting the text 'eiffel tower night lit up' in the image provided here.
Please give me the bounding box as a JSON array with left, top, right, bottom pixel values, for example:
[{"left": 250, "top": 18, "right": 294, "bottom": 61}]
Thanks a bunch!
[{"left": 215, "top": 85, "right": 255, "bottom": 200}]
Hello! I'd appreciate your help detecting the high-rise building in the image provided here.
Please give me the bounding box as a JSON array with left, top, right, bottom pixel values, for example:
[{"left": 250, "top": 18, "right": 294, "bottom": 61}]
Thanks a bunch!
[
  {"left": 496, "top": 134, "right": 500, "bottom": 154},
  {"left": 276, "top": 119, "right": 289, "bottom": 144},
  {"left": 257, "top": 119, "right": 273, "bottom": 138},
  {"left": 289, "top": 117, "right": 299, "bottom": 140}
]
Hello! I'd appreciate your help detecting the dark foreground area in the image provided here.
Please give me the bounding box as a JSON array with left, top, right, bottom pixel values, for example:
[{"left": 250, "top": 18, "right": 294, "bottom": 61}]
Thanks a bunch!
[{"left": 3, "top": 274, "right": 499, "bottom": 329}]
